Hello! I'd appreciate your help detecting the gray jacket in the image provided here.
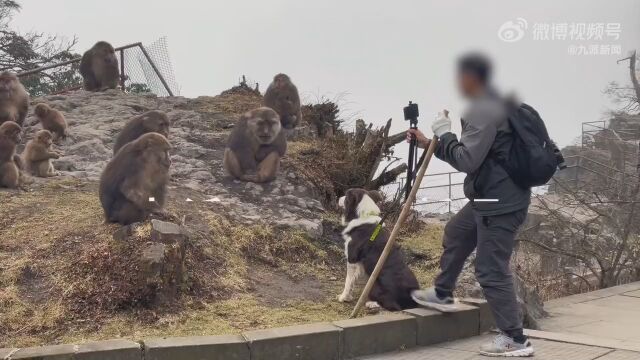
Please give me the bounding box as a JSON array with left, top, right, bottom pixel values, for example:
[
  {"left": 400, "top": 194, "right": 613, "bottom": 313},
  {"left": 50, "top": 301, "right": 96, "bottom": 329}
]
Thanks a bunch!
[{"left": 434, "top": 89, "right": 530, "bottom": 215}]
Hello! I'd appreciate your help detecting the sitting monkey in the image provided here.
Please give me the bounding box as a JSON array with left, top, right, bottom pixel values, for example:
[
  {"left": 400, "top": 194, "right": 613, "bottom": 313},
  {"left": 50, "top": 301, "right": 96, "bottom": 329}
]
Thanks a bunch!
[
  {"left": 80, "top": 41, "right": 120, "bottom": 91},
  {"left": 0, "top": 121, "right": 22, "bottom": 188},
  {"left": 263, "top": 73, "right": 302, "bottom": 129},
  {"left": 33, "top": 103, "right": 68, "bottom": 142},
  {"left": 0, "top": 71, "right": 29, "bottom": 126},
  {"left": 223, "top": 107, "right": 286, "bottom": 183},
  {"left": 113, "top": 110, "right": 170, "bottom": 154},
  {"left": 99, "top": 132, "right": 171, "bottom": 225},
  {"left": 21, "top": 130, "right": 61, "bottom": 177}
]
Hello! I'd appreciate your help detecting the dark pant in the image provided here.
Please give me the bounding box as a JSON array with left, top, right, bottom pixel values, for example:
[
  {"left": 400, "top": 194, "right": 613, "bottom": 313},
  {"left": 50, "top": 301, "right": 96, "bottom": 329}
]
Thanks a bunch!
[{"left": 434, "top": 202, "right": 527, "bottom": 336}]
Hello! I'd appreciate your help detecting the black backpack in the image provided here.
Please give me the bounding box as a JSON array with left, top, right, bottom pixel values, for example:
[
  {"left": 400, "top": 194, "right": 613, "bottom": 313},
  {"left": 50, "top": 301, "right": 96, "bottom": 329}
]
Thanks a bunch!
[{"left": 500, "top": 103, "right": 564, "bottom": 188}]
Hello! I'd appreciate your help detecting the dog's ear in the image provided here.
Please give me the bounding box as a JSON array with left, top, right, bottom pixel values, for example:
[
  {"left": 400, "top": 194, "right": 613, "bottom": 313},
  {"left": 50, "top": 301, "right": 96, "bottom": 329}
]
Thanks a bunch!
[{"left": 344, "top": 189, "right": 359, "bottom": 223}]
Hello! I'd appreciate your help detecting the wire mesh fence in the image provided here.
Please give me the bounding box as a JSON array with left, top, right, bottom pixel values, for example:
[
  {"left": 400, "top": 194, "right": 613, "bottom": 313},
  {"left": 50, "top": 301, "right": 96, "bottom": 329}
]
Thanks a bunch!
[
  {"left": 17, "top": 38, "right": 180, "bottom": 97},
  {"left": 121, "top": 37, "right": 180, "bottom": 97}
]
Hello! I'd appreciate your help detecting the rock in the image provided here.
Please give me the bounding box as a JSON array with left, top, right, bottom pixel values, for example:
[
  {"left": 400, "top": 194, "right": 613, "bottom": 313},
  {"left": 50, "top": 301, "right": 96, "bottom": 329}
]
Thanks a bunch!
[
  {"left": 112, "top": 222, "right": 143, "bottom": 242},
  {"left": 296, "top": 198, "right": 308, "bottom": 209},
  {"left": 138, "top": 220, "right": 188, "bottom": 304},
  {"left": 52, "top": 158, "right": 78, "bottom": 172},
  {"left": 23, "top": 89, "right": 326, "bottom": 231},
  {"left": 276, "top": 218, "right": 323, "bottom": 240},
  {"left": 306, "top": 199, "right": 324, "bottom": 211}
]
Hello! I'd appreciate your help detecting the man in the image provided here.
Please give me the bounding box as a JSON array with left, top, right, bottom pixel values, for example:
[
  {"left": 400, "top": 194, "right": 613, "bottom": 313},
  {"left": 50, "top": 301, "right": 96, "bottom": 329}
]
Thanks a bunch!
[{"left": 408, "top": 53, "right": 534, "bottom": 357}]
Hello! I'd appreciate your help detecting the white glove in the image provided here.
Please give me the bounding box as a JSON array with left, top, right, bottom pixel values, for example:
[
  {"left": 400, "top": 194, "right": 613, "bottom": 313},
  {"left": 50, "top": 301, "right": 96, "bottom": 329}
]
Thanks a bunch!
[{"left": 431, "top": 110, "right": 452, "bottom": 137}]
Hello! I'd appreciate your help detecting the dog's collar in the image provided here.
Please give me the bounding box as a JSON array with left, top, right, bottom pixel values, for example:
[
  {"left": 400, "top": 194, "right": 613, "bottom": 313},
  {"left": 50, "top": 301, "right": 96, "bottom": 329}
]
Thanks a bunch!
[
  {"left": 360, "top": 212, "right": 384, "bottom": 242},
  {"left": 342, "top": 216, "right": 383, "bottom": 235},
  {"left": 361, "top": 211, "right": 380, "bottom": 218}
]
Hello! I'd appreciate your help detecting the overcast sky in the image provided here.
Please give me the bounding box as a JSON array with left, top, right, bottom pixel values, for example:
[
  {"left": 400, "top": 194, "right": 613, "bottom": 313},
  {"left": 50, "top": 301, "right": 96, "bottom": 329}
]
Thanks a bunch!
[{"left": 10, "top": 0, "right": 640, "bottom": 175}]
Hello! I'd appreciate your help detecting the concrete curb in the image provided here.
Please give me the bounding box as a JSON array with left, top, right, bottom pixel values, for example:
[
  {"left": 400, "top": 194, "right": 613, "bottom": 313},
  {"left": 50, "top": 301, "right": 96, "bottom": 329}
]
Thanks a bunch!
[
  {"left": 243, "top": 322, "right": 341, "bottom": 360},
  {"left": 334, "top": 313, "right": 417, "bottom": 358},
  {"left": 1, "top": 299, "right": 489, "bottom": 359},
  {"left": 404, "top": 303, "right": 480, "bottom": 346},
  {"left": 460, "top": 298, "right": 495, "bottom": 333},
  {"left": 144, "top": 335, "right": 249, "bottom": 360}
]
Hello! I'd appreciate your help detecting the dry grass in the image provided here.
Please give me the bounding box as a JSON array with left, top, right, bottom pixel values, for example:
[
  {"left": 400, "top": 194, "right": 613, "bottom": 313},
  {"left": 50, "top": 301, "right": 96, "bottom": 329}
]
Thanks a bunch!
[
  {"left": 400, "top": 221, "right": 444, "bottom": 287},
  {"left": 0, "top": 178, "right": 355, "bottom": 347},
  {"left": 57, "top": 295, "right": 352, "bottom": 345},
  {"left": 0, "top": 178, "right": 444, "bottom": 348},
  {"left": 286, "top": 135, "right": 374, "bottom": 206},
  {"left": 191, "top": 89, "right": 263, "bottom": 120},
  {"left": 0, "top": 88, "right": 446, "bottom": 347}
]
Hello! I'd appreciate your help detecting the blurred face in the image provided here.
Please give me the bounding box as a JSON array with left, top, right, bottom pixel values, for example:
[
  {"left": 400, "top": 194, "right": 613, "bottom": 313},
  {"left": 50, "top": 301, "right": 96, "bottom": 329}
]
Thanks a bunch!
[{"left": 457, "top": 71, "right": 484, "bottom": 98}]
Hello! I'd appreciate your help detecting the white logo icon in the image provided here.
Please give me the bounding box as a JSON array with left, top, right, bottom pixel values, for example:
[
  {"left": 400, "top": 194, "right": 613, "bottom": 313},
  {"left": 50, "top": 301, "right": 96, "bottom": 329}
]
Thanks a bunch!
[{"left": 498, "top": 18, "right": 528, "bottom": 42}]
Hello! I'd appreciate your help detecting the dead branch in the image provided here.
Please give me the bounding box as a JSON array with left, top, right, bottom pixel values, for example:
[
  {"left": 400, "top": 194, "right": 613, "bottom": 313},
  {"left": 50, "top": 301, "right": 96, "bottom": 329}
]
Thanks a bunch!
[
  {"left": 386, "top": 131, "right": 406, "bottom": 149},
  {"left": 370, "top": 163, "right": 408, "bottom": 189}
]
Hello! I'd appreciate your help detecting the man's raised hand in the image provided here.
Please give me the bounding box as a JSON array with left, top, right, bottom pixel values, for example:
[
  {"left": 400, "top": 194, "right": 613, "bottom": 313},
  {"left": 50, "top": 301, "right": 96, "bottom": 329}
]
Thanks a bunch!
[{"left": 431, "top": 109, "right": 452, "bottom": 137}]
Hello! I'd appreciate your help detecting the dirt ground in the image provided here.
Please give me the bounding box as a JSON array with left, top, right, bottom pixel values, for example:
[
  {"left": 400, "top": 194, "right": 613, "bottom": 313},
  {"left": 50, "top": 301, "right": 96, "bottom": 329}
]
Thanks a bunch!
[
  {"left": 0, "top": 88, "right": 444, "bottom": 348},
  {"left": 0, "top": 177, "right": 443, "bottom": 347}
]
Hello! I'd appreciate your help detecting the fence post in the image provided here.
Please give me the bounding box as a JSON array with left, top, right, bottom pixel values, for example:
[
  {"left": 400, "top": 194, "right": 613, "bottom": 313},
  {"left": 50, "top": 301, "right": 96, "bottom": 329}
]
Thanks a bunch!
[
  {"left": 119, "top": 49, "right": 125, "bottom": 91},
  {"left": 575, "top": 156, "right": 581, "bottom": 187},
  {"left": 448, "top": 172, "right": 452, "bottom": 213},
  {"left": 622, "top": 158, "right": 626, "bottom": 192}
]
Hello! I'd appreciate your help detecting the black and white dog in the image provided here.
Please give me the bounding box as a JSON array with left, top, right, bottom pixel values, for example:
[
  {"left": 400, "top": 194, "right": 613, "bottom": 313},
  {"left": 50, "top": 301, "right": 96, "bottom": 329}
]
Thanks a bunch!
[{"left": 337, "top": 188, "right": 419, "bottom": 311}]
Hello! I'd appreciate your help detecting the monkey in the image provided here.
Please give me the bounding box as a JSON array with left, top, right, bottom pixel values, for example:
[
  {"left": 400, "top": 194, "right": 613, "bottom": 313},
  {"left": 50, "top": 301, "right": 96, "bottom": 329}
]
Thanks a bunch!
[
  {"left": 223, "top": 107, "right": 286, "bottom": 183},
  {"left": 21, "top": 130, "right": 62, "bottom": 177},
  {"left": 33, "top": 103, "right": 68, "bottom": 141},
  {"left": 99, "top": 132, "right": 171, "bottom": 225},
  {"left": 0, "top": 121, "right": 22, "bottom": 188},
  {"left": 112, "top": 110, "right": 170, "bottom": 154},
  {"left": 79, "top": 41, "right": 120, "bottom": 91},
  {"left": 263, "top": 73, "right": 302, "bottom": 129},
  {"left": 0, "top": 71, "right": 29, "bottom": 126}
]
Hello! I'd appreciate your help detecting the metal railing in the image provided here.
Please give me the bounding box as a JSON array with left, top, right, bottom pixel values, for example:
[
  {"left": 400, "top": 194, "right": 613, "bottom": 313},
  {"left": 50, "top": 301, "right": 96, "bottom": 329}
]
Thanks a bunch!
[
  {"left": 389, "top": 151, "right": 639, "bottom": 214},
  {"left": 581, "top": 120, "right": 636, "bottom": 146},
  {"left": 17, "top": 39, "right": 179, "bottom": 97},
  {"left": 392, "top": 171, "right": 468, "bottom": 214}
]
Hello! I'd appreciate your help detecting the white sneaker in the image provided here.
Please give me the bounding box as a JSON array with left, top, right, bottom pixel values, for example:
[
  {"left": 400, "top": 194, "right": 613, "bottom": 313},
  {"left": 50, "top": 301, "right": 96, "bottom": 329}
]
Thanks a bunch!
[
  {"left": 479, "top": 333, "right": 534, "bottom": 357},
  {"left": 411, "top": 287, "right": 458, "bottom": 312}
]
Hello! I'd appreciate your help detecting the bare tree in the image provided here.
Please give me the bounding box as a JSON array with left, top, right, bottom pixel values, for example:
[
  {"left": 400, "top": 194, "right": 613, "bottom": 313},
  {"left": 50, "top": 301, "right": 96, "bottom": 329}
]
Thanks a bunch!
[
  {"left": 521, "top": 175, "right": 640, "bottom": 291},
  {"left": 0, "top": 1, "right": 80, "bottom": 95},
  {"left": 519, "top": 50, "right": 640, "bottom": 293}
]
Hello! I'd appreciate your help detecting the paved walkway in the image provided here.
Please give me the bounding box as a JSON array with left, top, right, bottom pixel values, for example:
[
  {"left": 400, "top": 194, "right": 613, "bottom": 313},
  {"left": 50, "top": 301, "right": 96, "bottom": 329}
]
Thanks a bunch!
[
  {"left": 361, "top": 282, "right": 640, "bottom": 359},
  {"left": 539, "top": 282, "right": 640, "bottom": 352},
  {"left": 360, "top": 335, "right": 638, "bottom": 359}
]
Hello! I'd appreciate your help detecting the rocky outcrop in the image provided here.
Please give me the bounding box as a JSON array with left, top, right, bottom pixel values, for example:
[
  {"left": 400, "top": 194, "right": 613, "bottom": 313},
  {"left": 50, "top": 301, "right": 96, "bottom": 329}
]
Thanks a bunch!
[{"left": 23, "top": 90, "right": 324, "bottom": 238}]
